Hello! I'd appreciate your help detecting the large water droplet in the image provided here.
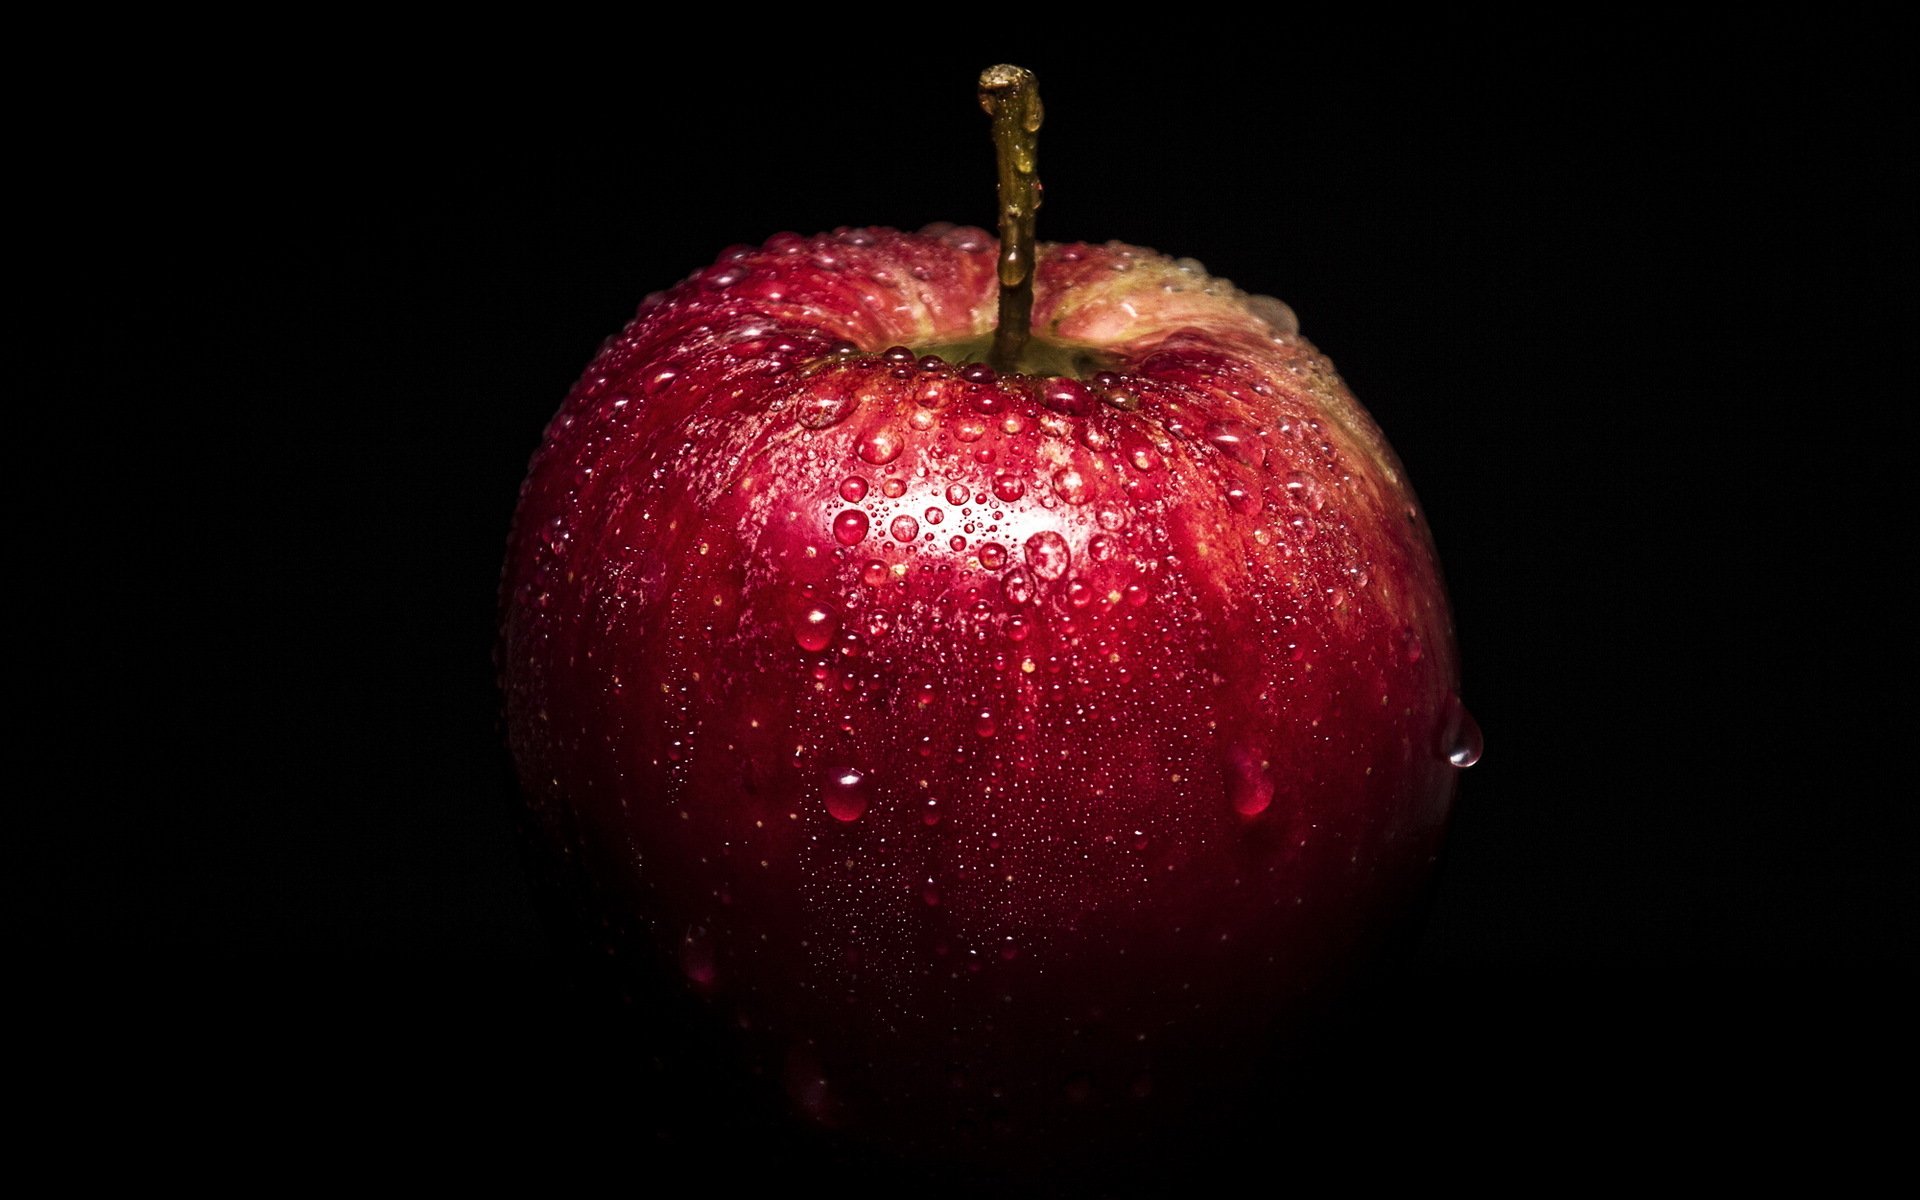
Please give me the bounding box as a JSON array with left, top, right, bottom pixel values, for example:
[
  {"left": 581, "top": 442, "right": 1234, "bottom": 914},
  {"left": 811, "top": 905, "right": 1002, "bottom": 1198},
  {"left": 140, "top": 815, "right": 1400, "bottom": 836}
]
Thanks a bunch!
[
  {"left": 1245, "top": 293, "right": 1300, "bottom": 337},
  {"left": 992, "top": 473, "right": 1025, "bottom": 502},
  {"left": 1206, "top": 419, "right": 1262, "bottom": 466},
  {"left": 859, "top": 428, "right": 905, "bottom": 465},
  {"left": 890, "top": 514, "right": 920, "bottom": 542},
  {"left": 1052, "top": 467, "right": 1090, "bottom": 505},
  {"left": 793, "top": 604, "right": 839, "bottom": 652},
  {"left": 1041, "top": 377, "right": 1097, "bottom": 416},
  {"left": 797, "top": 390, "right": 859, "bottom": 429},
  {"left": 680, "top": 925, "right": 716, "bottom": 986},
  {"left": 1283, "top": 471, "right": 1324, "bottom": 511},
  {"left": 1002, "top": 568, "right": 1034, "bottom": 606},
  {"left": 946, "top": 483, "right": 970, "bottom": 505},
  {"left": 825, "top": 768, "right": 870, "bottom": 821},
  {"left": 860, "top": 560, "right": 889, "bottom": 587},
  {"left": 832, "top": 509, "right": 870, "bottom": 544},
  {"left": 1441, "top": 695, "right": 1484, "bottom": 768},
  {"left": 839, "top": 475, "right": 869, "bottom": 501},
  {"left": 1225, "top": 746, "right": 1274, "bottom": 816},
  {"left": 1025, "top": 531, "right": 1071, "bottom": 580},
  {"left": 978, "top": 542, "right": 1008, "bottom": 570}
]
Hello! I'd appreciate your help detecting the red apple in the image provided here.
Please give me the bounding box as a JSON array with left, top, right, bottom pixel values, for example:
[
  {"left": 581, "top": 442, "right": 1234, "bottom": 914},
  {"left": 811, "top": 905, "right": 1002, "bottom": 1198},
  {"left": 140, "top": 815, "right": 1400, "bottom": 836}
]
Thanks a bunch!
[{"left": 499, "top": 69, "right": 1474, "bottom": 1164}]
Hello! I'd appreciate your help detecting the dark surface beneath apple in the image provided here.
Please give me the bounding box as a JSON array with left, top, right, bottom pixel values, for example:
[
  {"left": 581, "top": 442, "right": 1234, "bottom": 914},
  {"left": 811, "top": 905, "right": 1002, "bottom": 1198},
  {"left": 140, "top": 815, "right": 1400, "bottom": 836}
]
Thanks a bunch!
[{"left": 21, "top": 22, "right": 1910, "bottom": 1191}]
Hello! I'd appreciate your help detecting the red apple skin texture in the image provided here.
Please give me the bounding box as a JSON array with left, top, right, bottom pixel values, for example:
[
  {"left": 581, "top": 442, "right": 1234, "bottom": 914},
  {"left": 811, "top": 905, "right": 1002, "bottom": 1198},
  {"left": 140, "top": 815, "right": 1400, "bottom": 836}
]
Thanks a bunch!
[{"left": 500, "top": 226, "right": 1463, "bottom": 1151}]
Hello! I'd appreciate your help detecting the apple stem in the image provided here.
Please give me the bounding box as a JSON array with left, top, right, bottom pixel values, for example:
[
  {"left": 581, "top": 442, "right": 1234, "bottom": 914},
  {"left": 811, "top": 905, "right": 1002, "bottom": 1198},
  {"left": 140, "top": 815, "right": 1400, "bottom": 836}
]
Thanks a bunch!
[{"left": 979, "top": 65, "right": 1042, "bottom": 374}]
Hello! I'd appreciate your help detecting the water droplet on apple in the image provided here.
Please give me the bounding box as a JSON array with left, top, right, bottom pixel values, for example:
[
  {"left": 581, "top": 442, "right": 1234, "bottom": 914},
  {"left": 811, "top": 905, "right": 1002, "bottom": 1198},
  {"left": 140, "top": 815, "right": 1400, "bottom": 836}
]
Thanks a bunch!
[
  {"left": 954, "top": 416, "right": 989, "bottom": 442},
  {"left": 1225, "top": 746, "right": 1275, "bottom": 816},
  {"left": 1087, "top": 533, "right": 1115, "bottom": 561},
  {"left": 793, "top": 604, "right": 839, "bottom": 652},
  {"left": 961, "top": 362, "right": 997, "bottom": 384},
  {"left": 890, "top": 515, "right": 920, "bottom": 542},
  {"left": 1052, "top": 468, "right": 1090, "bottom": 504},
  {"left": 1040, "top": 377, "right": 1097, "bottom": 416},
  {"left": 946, "top": 483, "right": 970, "bottom": 505},
  {"left": 881, "top": 478, "right": 907, "bottom": 499},
  {"left": 1225, "top": 485, "right": 1261, "bottom": 515},
  {"left": 1245, "top": 293, "right": 1300, "bottom": 336},
  {"left": 797, "top": 391, "right": 858, "bottom": 429},
  {"left": 1095, "top": 503, "right": 1128, "bottom": 531},
  {"left": 1441, "top": 694, "right": 1484, "bottom": 768},
  {"left": 940, "top": 225, "right": 993, "bottom": 253},
  {"left": 860, "top": 560, "right": 889, "bottom": 587},
  {"left": 1206, "top": 419, "right": 1262, "bottom": 466},
  {"left": 680, "top": 925, "right": 716, "bottom": 986},
  {"left": 823, "top": 768, "right": 871, "bottom": 822},
  {"left": 979, "top": 542, "right": 1008, "bottom": 570},
  {"left": 992, "top": 473, "right": 1025, "bottom": 502},
  {"left": 1076, "top": 421, "right": 1112, "bottom": 451},
  {"left": 1283, "top": 471, "right": 1324, "bottom": 511},
  {"left": 924, "top": 506, "right": 945, "bottom": 525},
  {"left": 974, "top": 710, "right": 998, "bottom": 738},
  {"left": 1003, "top": 568, "right": 1034, "bottom": 606},
  {"left": 1024, "top": 531, "right": 1071, "bottom": 581},
  {"left": 859, "top": 428, "right": 905, "bottom": 465},
  {"left": 832, "top": 509, "right": 870, "bottom": 545}
]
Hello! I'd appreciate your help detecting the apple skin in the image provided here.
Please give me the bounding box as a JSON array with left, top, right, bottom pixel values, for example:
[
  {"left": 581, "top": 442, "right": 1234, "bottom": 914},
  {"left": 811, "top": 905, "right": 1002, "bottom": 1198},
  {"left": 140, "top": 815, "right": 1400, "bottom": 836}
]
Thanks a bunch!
[{"left": 500, "top": 224, "right": 1466, "bottom": 1157}]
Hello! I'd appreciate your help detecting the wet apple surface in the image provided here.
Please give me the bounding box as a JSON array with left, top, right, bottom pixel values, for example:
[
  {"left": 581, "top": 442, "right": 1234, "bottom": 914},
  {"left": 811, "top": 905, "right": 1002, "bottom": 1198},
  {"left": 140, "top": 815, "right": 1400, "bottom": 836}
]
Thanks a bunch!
[{"left": 499, "top": 224, "right": 1473, "bottom": 1156}]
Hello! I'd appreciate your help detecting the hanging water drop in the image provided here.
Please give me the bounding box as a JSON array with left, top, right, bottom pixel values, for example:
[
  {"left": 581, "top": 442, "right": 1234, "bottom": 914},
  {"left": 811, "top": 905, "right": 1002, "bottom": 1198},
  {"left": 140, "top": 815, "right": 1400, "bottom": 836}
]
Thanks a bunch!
[{"left": 1441, "top": 694, "right": 1484, "bottom": 768}]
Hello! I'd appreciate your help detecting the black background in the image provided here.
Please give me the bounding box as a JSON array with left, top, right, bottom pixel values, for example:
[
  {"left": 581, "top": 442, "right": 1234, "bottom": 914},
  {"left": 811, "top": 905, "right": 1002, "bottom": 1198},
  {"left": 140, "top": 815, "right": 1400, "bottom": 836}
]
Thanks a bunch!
[{"left": 23, "top": 18, "right": 1910, "bottom": 1188}]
